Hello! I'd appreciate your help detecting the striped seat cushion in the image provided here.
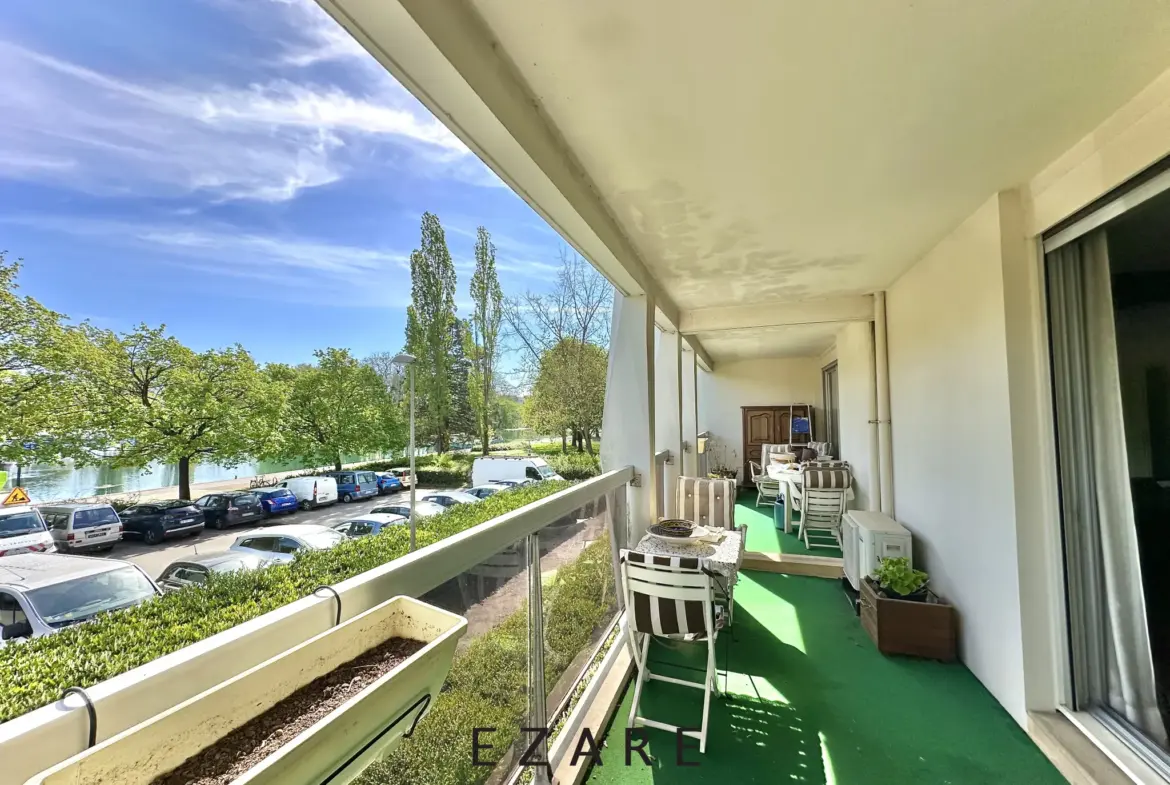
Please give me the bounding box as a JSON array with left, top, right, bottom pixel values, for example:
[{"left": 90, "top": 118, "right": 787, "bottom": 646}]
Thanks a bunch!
[
  {"left": 625, "top": 552, "right": 726, "bottom": 639},
  {"left": 802, "top": 468, "right": 851, "bottom": 489},
  {"left": 676, "top": 476, "right": 736, "bottom": 528}
]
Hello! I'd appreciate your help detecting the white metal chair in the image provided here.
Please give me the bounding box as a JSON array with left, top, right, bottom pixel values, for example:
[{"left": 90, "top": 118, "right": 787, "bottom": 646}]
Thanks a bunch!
[
  {"left": 620, "top": 549, "right": 724, "bottom": 753},
  {"left": 798, "top": 467, "right": 851, "bottom": 549},
  {"left": 750, "top": 461, "right": 781, "bottom": 507}
]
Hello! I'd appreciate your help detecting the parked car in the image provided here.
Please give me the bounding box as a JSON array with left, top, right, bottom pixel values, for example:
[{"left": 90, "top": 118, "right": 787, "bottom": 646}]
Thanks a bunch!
[
  {"left": 490, "top": 479, "right": 534, "bottom": 488},
  {"left": 39, "top": 504, "right": 122, "bottom": 553},
  {"left": 119, "top": 500, "right": 204, "bottom": 545},
  {"left": 471, "top": 456, "right": 562, "bottom": 487},
  {"left": 278, "top": 476, "right": 339, "bottom": 510},
  {"left": 422, "top": 491, "right": 482, "bottom": 508},
  {"left": 251, "top": 487, "right": 299, "bottom": 518},
  {"left": 331, "top": 513, "right": 408, "bottom": 539},
  {"left": 0, "top": 554, "right": 160, "bottom": 643},
  {"left": 0, "top": 504, "right": 56, "bottom": 558},
  {"left": 156, "top": 551, "right": 269, "bottom": 592},
  {"left": 371, "top": 500, "right": 446, "bottom": 518},
  {"left": 326, "top": 470, "right": 379, "bottom": 503},
  {"left": 194, "top": 492, "right": 264, "bottom": 530},
  {"left": 463, "top": 484, "right": 511, "bottom": 500},
  {"left": 388, "top": 467, "right": 413, "bottom": 488},
  {"left": 229, "top": 524, "right": 347, "bottom": 563},
  {"left": 375, "top": 472, "right": 403, "bottom": 495}
]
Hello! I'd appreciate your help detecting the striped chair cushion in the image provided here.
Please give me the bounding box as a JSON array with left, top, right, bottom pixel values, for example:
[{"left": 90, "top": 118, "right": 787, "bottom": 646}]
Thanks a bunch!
[
  {"left": 807, "top": 459, "right": 849, "bottom": 469},
  {"left": 677, "top": 476, "right": 736, "bottom": 529},
  {"left": 624, "top": 552, "right": 725, "bottom": 638},
  {"left": 808, "top": 441, "right": 833, "bottom": 458},
  {"left": 802, "top": 468, "right": 852, "bottom": 489}
]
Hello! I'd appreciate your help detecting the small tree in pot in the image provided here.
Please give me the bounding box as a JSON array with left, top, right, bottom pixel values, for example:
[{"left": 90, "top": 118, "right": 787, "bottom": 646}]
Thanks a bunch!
[{"left": 872, "top": 557, "right": 929, "bottom": 602}]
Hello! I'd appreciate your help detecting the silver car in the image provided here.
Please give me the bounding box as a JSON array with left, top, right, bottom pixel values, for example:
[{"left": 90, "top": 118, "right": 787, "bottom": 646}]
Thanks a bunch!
[
  {"left": 229, "top": 524, "right": 347, "bottom": 564},
  {"left": 331, "top": 513, "right": 408, "bottom": 539},
  {"left": 156, "top": 551, "right": 269, "bottom": 592},
  {"left": 0, "top": 554, "right": 160, "bottom": 643}
]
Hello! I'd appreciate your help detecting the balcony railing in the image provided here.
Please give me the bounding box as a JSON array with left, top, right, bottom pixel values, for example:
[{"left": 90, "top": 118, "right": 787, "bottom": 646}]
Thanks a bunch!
[{"left": 2, "top": 468, "right": 636, "bottom": 785}]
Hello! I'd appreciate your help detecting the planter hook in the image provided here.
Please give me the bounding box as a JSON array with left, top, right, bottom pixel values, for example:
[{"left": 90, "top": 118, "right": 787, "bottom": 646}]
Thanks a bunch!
[
  {"left": 61, "top": 686, "right": 97, "bottom": 749},
  {"left": 313, "top": 585, "right": 343, "bottom": 627}
]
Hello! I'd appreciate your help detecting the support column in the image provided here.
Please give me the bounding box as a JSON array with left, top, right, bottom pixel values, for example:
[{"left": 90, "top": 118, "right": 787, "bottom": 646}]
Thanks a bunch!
[
  {"left": 655, "top": 330, "right": 682, "bottom": 518},
  {"left": 874, "top": 291, "right": 895, "bottom": 516},
  {"left": 602, "top": 292, "right": 657, "bottom": 544},
  {"left": 681, "top": 346, "right": 698, "bottom": 477}
]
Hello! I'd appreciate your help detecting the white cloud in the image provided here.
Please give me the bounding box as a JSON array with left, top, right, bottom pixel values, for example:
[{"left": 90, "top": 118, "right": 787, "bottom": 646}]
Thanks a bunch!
[{"left": 0, "top": 16, "right": 491, "bottom": 202}]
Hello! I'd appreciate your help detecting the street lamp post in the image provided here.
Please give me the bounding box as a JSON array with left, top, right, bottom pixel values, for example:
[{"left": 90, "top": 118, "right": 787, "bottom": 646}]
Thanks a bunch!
[{"left": 392, "top": 353, "right": 418, "bottom": 551}]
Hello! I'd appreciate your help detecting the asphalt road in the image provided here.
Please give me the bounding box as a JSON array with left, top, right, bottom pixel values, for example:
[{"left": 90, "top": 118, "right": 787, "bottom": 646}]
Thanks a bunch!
[{"left": 105, "top": 487, "right": 433, "bottom": 579}]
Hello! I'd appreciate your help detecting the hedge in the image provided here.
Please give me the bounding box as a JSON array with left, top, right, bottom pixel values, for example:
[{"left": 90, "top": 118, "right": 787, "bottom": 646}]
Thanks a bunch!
[
  {"left": 361, "top": 533, "right": 616, "bottom": 785},
  {"left": 0, "top": 481, "right": 572, "bottom": 724}
]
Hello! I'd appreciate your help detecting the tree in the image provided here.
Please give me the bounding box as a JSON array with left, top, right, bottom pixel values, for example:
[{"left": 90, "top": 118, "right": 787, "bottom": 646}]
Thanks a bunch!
[
  {"left": 502, "top": 247, "right": 612, "bottom": 381},
  {"left": 448, "top": 319, "right": 476, "bottom": 445},
  {"left": 469, "top": 226, "right": 503, "bottom": 455},
  {"left": 267, "top": 348, "right": 404, "bottom": 471},
  {"left": 524, "top": 339, "right": 607, "bottom": 454},
  {"left": 405, "top": 212, "right": 458, "bottom": 452},
  {"left": 364, "top": 351, "right": 408, "bottom": 404},
  {"left": 492, "top": 396, "right": 523, "bottom": 437},
  {"left": 66, "top": 325, "right": 283, "bottom": 499},
  {"left": 0, "top": 253, "right": 72, "bottom": 464}
]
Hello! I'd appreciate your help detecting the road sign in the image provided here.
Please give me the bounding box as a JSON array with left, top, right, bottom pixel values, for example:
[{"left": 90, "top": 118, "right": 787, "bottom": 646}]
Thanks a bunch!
[{"left": 2, "top": 487, "right": 31, "bottom": 506}]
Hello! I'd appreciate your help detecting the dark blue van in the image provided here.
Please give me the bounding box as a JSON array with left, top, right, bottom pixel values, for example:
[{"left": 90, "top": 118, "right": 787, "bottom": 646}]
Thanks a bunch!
[{"left": 326, "top": 470, "right": 379, "bottom": 503}]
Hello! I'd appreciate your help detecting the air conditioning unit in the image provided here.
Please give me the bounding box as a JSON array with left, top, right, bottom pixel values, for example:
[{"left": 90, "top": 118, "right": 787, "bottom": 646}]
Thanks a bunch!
[{"left": 841, "top": 510, "right": 912, "bottom": 591}]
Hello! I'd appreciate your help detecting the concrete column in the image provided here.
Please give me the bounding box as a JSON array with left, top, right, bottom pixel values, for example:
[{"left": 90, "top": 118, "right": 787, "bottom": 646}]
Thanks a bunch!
[
  {"left": 681, "top": 346, "right": 698, "bottom": 477},
  {"left": 601, "top": 292, "right": 656, "bottom": 544},
  {"left": 655, "top": 330, "right": 682, "bottom": 518}
]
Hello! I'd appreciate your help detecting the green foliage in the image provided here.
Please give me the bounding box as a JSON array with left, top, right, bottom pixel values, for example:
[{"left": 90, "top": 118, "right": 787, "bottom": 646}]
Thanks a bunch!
[
  {"left": 0, "top": 482, "right": 571, "bottom": 723},
  {"left": 265, "top": 348, "right": 403, "bottom": 472},
  {"left": 523, "top": 339, "right": 606, "bottom": 454},
  {"left": 545, "top": 452, "right": 600, "bottom": 481},
  {"left": 874, "top": 556, "right": 929, "bottom": 597},
  {"left": 62, "top": 324, "right": 284, "bottom": 498},
  {"left": 0, "top": 253, "right": 71, "bottom": 464},
  {"left": 469, "top": 227, "right": 503, "bottom": 456},
  {"left": 491, "top": 397, "right": 523, "bottom": 437},
  {"left": 363, "top": 532, "right": 615, "bottom": 785},
  {"left": 405, "top": 211, "right": 458, "bottom": 453}
]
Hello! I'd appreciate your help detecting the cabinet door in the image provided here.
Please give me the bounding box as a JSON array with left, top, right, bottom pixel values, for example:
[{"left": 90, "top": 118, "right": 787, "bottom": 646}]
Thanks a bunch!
[{"left": 745, "top": 409, "right": 774, "bottom": 444}]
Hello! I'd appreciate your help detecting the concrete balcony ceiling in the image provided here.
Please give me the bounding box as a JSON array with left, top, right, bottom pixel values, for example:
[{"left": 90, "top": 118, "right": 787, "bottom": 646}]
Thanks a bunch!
[{"left": 320, "top": 0, "right": 1170, "bottom": 362}]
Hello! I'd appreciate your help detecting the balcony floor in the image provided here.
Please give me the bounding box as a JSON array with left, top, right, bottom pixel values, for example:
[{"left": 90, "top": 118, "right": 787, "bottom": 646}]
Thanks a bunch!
[
  {"left": 737, "top": 493, "right": 843, "bottom": 558},
  {"left": 586, "top": 571, "right": 1063, "bottom": 784}
]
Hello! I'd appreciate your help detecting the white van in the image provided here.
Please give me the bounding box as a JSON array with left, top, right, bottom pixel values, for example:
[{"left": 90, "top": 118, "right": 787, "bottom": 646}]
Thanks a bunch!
[
  {"left": 277, "top": 476, "right": 339, "bottom": 510},
  {"left": 39, "top": 504, "right": 123, "bottom": 553},
  {"left": 471, "top": 456, "right": 563, "bottom": 487},
  {"left": 0, "top": 505, "right": 56, "bottom": 558}
]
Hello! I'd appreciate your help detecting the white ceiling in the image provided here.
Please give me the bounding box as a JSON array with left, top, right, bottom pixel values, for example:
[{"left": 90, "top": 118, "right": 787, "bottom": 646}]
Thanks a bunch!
[
  {"left": 469, "top": 0, "right": 1170, "bottom": 313},
  {"left": 696, "top": 323, "right": 840, "bottom": 363}
]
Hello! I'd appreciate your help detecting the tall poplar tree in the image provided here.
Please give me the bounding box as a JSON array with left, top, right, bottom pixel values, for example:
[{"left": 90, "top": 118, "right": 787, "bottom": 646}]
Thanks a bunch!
[
  {"left": 469, "top": 227, "right": 503, "bottom": 455},
  {"left": 404, "top": 212, "right": 458, "bottom": 452}
]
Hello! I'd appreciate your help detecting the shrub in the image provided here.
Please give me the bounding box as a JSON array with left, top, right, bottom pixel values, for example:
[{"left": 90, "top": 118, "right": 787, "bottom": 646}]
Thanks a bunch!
[
  {"left": 363, "top": 534, "right": 616, "bottom": 785},
  {"left": 0, "top": 481, "right": 572, "bottom": 724},
  {"left": 545, "top": 452, "right": 600, "bottom": 481}
]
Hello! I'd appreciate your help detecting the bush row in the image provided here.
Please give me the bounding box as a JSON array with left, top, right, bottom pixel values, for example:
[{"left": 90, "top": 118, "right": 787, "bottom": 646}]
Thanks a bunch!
[
  {"left": 0, "top": 481, "right": 572, "bottom": 724},
  {"left": 362, "top": 533, "right": 616, "bottom": 785}
]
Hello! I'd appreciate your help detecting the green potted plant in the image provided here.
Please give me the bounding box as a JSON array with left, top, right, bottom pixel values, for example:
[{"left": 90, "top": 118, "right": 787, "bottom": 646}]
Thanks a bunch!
[{"left": 872, "top": 556, "right": 929, "bottom": 602}]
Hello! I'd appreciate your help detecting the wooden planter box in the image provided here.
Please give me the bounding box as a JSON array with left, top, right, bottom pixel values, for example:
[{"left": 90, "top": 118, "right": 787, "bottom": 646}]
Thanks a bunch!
[{"left": 860, "top": 578, "right": 956, "bottom": 661}]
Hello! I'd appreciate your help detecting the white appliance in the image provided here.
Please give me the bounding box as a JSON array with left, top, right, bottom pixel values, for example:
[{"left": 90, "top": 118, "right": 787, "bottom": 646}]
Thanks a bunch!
[{"left": 841, "top": 510, "right": 913, "bottom": 591}]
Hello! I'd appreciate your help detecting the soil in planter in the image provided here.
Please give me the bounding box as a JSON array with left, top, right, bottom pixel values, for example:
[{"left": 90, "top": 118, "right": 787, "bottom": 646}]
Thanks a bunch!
[{"left": 153, "top": 636, "right": 425, "bottom": 785}]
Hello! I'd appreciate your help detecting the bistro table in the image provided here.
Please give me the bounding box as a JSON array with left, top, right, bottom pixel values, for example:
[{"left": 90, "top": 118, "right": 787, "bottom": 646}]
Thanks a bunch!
[
  {"left": 766, "top": 463, "right": 855, "bottom": 534},
  {"left": 633, "top": 525, "right": 744, "bottom": 583}
]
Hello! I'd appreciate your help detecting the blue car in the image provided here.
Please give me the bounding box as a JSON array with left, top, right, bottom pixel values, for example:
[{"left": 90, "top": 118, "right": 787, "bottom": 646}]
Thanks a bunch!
[
  {"left": 253, "top": 487, "right": 299, "bottom": 518},
  {"left": 326, "top": 470, "right": 380, "bottom": 503},
  {"left": 375, "top": 472, "right": 403, "bottom": 495}
]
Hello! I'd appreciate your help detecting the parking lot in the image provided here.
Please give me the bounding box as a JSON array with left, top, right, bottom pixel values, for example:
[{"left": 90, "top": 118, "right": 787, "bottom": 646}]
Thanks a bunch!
[{"left": 104, "top": 487, "right": 433, "bottom": 578}]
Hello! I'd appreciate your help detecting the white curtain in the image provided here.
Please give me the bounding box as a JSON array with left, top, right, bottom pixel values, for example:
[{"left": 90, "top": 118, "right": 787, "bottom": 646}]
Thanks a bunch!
[{"left": 1049, "top": 230, "right": 1167, "bottom": 744}]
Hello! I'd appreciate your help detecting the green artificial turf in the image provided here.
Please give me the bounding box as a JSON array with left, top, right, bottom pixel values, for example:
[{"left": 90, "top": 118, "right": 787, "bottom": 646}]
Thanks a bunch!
[
  {"left": 737, "top": 492, "right": 843, "bottom": 558},
  {"left": 584, "top": 571, "right": 1065, "bottom": 785}
]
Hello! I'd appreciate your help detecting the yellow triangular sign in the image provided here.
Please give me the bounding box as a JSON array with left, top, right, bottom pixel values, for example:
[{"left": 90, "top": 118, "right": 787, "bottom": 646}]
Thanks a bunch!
[{"left": 2, "top": 487, "right": 31, "bottom": 506}]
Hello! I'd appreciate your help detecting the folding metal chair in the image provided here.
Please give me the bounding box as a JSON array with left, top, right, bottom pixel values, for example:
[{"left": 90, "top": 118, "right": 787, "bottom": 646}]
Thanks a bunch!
[{"left": 620, "top": 550, "right": 724, "bottom": 753}]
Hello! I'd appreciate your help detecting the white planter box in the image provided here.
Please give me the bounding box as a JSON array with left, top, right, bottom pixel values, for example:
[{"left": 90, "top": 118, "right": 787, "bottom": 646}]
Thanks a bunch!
[{"left": 26, "top": 596, "right": 466, "bottom": 785}]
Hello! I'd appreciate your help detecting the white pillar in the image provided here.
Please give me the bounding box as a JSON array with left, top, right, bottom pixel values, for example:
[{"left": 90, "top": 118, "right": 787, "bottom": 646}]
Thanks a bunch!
[
  {"left": 655, "top": 329, "right": 682, "bottom": 518},
  {"left": 874, "top": 291, "right": 895, "bottom": 516},
  {"left": 601, "top": 292, "right": 657, "bottom": 544},
  {"left": 681, "top": 346, "right": 698, "bottom": 477}
]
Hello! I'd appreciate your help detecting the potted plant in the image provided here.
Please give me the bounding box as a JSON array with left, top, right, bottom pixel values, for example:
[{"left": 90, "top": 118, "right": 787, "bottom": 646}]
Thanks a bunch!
[
  {"left": 706, "top": 437, "right": 739, "bottom": 480},
  {"left": 872, "top": 556, "right": 929, "bottom": 602},
  {"left": 860, "top": 558, "right": 955, "bottom": 661}
]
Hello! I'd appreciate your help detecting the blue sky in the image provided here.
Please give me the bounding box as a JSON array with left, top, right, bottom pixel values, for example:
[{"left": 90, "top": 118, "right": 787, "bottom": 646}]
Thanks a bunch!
[{"left": 0, "top": 0, "right": 566, "bottom": 366}]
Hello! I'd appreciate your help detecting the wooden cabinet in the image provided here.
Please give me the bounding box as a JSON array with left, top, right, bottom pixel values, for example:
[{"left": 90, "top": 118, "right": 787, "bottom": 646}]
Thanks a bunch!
[{"left": 741, "top": 404, "right": 814, "bottom": 483}]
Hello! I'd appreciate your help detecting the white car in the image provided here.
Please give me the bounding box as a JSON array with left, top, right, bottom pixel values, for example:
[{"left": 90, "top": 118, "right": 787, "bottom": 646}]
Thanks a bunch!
[
  {"left": 0, "top": 554, "right": 160, "bottom": 643},
  {"left": 276, "top": 476, "right": 339, "bottom": 510},
  {"left": 331, "top": 513, "right": 408, "bottom": 539},
  {"left": 229, "top": 524, "right": 347, "bottom": 563},
  {"left": 470, "top": 456, "right": 562, "bottom": 487},
  {"left": 0, "top": 505, "right": 56, "bottom": 558},
  {"left": 422, "top": 491, "right": 483, "bottom": 508}
]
